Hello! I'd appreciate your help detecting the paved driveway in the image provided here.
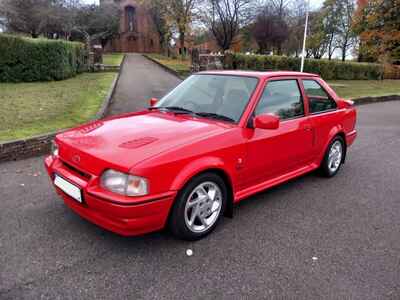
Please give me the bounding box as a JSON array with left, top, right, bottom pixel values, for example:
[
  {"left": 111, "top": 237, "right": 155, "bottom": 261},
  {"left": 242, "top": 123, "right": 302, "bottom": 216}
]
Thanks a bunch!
[
  {"left": 1, "top": 98, "right": 400, "bottom": 298},
  {"left": 108, "top": 54, "right": 182, "bottom": 115}
]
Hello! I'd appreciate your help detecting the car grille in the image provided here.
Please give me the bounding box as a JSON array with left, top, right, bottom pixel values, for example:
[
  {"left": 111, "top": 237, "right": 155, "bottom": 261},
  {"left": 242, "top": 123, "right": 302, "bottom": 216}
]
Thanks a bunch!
[{"left": 61, "top": 159, "right": 91, "bottom": 180}]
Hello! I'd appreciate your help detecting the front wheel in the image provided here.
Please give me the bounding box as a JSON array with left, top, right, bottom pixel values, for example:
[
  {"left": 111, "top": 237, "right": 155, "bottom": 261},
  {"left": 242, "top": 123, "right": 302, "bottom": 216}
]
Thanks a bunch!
[
  {"left": 169, "top": 173, "right": 227, "bottom": 240},
  {"left": 320, "top": 136, "right": 345, "bottom": 177}
]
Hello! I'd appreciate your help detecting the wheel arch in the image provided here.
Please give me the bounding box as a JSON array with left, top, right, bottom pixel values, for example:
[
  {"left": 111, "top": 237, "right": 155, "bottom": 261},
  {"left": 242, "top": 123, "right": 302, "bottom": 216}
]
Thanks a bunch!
[
  {"left": 321, "top": 130, "right": 347, "bottom": 165},
  {"left": 336, "top": 131, "right": 347, "bottom": 162},
  {"left": 170, "top": 160, "right": 235, "bottom": 218}
]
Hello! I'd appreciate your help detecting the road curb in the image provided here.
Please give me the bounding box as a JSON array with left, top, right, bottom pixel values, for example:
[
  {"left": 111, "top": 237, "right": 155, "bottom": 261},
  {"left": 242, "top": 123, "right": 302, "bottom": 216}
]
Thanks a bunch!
[
  {"left": 97, "top": 54, "right": 126, "bottom": 118},
  {"left": 142, "top": 54, "right": 185, "bottom": 80},
  {"left": 0, "top": 55, "right": 126, "bottom": 164},
  {"left": 353, "top": 94, "right": 400, "bottom": 105}
]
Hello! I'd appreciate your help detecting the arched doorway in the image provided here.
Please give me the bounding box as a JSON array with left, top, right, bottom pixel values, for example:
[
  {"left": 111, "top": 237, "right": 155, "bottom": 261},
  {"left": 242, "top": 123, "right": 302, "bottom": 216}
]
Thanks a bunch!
[{"left": 124, "top": 6, "right": 138, "bottom": 52}]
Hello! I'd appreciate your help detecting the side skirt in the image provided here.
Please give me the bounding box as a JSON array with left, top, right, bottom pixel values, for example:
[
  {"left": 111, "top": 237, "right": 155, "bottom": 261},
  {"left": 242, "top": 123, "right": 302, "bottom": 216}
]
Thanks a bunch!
[{"left": 234, "top": 163, "right": 319, "bottom": 202}]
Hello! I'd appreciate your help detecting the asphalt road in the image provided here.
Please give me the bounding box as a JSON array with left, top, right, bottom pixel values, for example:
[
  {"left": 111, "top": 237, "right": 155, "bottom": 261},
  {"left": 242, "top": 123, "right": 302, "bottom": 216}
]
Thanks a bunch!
[
  {"left": 108, "top": 54, "right": 182, "bottom": 115},
  {"left": 1, "top": 101, "right": 400, "bottom": 299}
]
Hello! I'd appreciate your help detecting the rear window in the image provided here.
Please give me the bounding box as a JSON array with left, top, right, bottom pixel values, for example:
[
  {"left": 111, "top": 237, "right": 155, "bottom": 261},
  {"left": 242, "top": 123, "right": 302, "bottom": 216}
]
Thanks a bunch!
[{"left": 303, "top": 80, "right": 337, "bottom": 113}]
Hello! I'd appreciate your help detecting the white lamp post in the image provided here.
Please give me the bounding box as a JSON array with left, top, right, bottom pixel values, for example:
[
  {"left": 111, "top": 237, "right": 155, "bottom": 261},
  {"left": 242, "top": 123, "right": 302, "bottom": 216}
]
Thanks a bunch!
[{"left": 300, "top": 0, "right": 310, "bottom": 72}]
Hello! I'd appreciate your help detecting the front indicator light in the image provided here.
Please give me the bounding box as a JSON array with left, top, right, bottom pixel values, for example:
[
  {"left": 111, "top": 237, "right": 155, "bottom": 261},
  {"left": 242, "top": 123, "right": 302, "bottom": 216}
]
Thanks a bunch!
[{"left": 51, "top": 141, "right": 59, "bottom": 157}]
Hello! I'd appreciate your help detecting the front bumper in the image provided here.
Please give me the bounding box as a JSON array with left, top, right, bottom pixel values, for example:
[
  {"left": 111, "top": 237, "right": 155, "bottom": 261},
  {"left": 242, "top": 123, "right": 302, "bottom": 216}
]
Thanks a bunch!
[{"left": 44, "top": 156, "right": 176, "bottom": 236}]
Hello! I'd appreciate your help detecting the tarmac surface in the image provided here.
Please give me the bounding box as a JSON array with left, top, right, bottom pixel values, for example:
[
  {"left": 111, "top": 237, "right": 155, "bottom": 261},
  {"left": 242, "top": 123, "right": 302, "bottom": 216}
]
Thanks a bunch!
[{"left": 108, "top": 53, "right": 181, "bottom": 115}]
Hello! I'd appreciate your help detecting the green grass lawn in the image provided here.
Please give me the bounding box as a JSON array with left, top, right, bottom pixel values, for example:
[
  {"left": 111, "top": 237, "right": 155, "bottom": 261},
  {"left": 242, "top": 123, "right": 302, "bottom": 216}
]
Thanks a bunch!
[
  {"left": 327, "top": 80, "right": 400, "bottom": 100},
  {"left": 147, "top": 53, "right": 191, "bottom": 78},
  {"left": 103, "top": 53, "right": 124, "bottom": 66},
  {"left": 0, "top": 72, "right": 116, "bottom": 142}
]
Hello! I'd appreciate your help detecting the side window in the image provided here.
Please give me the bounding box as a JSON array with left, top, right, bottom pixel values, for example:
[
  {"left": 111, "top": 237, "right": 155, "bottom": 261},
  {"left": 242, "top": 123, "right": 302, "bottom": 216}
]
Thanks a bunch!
[
  {"left": 255, "top": 80, "right": 304, "bottom": 120},
  {"left": 303, "top": 80, "right": 337, "bottom": 113}
]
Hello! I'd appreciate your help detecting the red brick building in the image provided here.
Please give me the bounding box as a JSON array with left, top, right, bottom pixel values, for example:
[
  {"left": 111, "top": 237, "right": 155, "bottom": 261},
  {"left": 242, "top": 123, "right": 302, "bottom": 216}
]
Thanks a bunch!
[{"left": 101, "top": 0, "right": 161, "bottom": 53}]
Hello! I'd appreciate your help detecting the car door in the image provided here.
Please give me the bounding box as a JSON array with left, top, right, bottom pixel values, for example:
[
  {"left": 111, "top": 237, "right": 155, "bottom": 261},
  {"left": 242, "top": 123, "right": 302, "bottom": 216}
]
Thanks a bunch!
[
  {"left": 301, "top": 79, "right": 340, "bottom": 156},
  {"left": 242, "top": 78, "right": 315, "bottom": 187}
]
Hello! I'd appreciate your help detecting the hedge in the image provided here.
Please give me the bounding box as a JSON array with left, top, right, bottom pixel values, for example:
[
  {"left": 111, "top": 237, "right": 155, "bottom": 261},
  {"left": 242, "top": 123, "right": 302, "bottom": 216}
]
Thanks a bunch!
[
  {"left": 0, "top": 34, "right": 87, "bottom": 82},
  {"left": 383, "top": 64, "right": 400, "bottom": 79},
  {"left": 224, "top": 53, "right": 384, "bottom": 80}
]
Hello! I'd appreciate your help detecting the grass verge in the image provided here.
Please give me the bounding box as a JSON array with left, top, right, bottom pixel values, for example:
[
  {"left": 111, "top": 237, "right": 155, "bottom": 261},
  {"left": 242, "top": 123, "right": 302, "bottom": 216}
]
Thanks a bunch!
[
  {"left": 327, "top": 80, "right": 400, "bottom": 100},
  {"left": 0, "top": 72, "right": 116, "bottom": 142},
  {"left": 103, "top": 53, "right": 124, "bottom": 66},
  {"left": 147, "top": 53, "right": 191, "bottom": 78}
]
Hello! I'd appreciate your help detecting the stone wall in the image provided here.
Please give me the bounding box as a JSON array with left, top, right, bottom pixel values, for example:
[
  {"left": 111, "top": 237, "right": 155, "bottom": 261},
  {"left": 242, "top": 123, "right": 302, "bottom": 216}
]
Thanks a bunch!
[
  {"left": 191, "top": 49, "right": 225, "bottom": 73},
  {"left": 0, "top": 133, "right": 56, "bottom": 163}
]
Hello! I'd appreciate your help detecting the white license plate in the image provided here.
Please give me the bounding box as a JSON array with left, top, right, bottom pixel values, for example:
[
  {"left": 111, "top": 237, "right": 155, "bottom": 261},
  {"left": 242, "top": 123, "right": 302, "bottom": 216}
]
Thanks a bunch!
[{"left": 54, "top": 174, "right": 83, "bottom": 203}]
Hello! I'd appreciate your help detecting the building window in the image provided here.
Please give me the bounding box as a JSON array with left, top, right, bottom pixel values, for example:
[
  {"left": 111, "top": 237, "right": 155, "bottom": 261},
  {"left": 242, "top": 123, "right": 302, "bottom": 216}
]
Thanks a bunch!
[{"left": 126, "top": 6, "right": 135, "bottom": 32}]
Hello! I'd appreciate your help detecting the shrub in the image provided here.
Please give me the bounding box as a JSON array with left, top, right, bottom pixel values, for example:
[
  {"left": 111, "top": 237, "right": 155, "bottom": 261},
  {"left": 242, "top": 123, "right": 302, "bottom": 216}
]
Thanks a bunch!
[
  {"left": 383, "top": 64, "right": 400, "bottom": 79},
  {"left": 226, "top": 53, "right": 384, "bottom": 80},
  {"left": 0, "top": 34, "right": 87, "bottom": 82}
]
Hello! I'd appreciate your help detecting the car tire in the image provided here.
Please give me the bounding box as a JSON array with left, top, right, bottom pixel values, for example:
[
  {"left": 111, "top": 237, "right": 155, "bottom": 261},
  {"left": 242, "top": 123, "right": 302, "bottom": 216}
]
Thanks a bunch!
[
  {"left": 169, "top": 172, "right": 227, "bottom": 241},
  {"left": 320, "top": 135, "right": 346, "bottom": 177}
]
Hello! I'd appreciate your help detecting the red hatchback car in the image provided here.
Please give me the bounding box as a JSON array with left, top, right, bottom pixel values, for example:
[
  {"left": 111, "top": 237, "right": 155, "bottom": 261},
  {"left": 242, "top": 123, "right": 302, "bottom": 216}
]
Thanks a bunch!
[{"left": 45, "top": 71, "right": 357, "bottom": 240}]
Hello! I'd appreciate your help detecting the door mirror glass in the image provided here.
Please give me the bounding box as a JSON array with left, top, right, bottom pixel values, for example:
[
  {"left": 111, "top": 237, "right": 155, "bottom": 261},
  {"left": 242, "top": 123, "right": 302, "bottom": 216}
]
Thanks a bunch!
[
  {"left": 253, "top": 114, "right": 280, "bottom": 130},
  {"left": 149, "top": 97, "right": 158, "bottom": 107}
]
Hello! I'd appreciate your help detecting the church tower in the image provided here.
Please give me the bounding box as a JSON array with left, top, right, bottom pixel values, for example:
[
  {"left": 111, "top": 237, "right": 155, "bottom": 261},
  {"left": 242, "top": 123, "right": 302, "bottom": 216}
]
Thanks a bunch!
[{"left": 102, "top": 0, "right": 161, "bottom": 53}]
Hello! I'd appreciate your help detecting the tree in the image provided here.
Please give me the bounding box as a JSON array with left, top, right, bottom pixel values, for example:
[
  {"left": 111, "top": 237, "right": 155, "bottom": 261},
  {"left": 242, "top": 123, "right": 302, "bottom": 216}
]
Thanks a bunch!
[
  {"left": 0, "top": 0, "right": 60, "bottom": 38},
  {"left": 253, "top": 0, "right": 290, "bottom": 54},
  {"left": 73, "top": 3, "right": 120, "bottom": 48},
  {"left": 202, "top": 0, "right": 253, "bottom": 51},
  {"left": 306, "top": 11, "right": 328, "bottom": 59},
  {"left": 321, "top": 0, "right": 340, "bottom": 60},
  {"left": 353, "top": 0, "right": 400, "bottom": 64},
  {"left": 147, "top": 0, "right": 172, "bottom": 53},
  {"left": 281, "top": 0, "right": 308, "bottom": 56},
  {"left": 252, "top": 4, "right": 289, "bottom": 54},
  {"left": 336, "top": 0, "right": 356, "bottom": 61},
  {"left": 271, "top": 0, "right": 289, "bottom": 19},
  {"left": 165, "top": 0, "right": 198, "bottom": 56}
]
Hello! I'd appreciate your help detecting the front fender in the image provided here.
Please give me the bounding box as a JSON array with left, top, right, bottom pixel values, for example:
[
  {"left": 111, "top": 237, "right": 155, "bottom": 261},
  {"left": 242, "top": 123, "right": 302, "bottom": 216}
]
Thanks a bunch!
[{"left": 170, "top": 156, "right": 231, "bottom": 191}]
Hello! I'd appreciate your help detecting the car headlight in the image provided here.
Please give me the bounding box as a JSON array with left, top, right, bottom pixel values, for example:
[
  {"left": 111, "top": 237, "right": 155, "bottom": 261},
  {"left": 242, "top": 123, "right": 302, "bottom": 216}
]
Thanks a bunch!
[
  {"left": 100, "top": 169, "right": 149, "bottom": 196},
  {"left": 51, "top": 140, "right": 59, "bottom": 157}
]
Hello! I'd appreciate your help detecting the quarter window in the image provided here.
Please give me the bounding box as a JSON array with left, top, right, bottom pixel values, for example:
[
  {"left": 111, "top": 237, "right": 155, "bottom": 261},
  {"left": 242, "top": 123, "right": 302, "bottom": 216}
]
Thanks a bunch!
[
  {"left": 255, "top": 80, "right": 304, "bottom": 120},
  {"left": 303, "top": 80, "right": 337, "bottom": 113}
]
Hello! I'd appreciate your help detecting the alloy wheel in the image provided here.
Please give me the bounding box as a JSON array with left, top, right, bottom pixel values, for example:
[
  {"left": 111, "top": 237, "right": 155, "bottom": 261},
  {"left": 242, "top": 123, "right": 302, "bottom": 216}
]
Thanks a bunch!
[
  {"left": 184, "top": 181, "right": 223, "bottom": 233},
  {"left": 328, "top": 140, "right": 343, "bottom": 173}
]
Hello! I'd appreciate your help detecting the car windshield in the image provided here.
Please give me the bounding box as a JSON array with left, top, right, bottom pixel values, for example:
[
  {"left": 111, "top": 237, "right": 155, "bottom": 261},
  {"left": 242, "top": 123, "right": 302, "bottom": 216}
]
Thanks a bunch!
[{"left": 155, "top": 74, "right": 259, "bottom": 123}]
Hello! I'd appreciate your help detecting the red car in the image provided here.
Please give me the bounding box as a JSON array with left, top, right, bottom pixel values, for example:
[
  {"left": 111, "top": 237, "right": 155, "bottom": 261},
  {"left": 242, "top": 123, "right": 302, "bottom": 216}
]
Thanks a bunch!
[{"left": 45, "top": 71, "right": 357, "bottom": 240}]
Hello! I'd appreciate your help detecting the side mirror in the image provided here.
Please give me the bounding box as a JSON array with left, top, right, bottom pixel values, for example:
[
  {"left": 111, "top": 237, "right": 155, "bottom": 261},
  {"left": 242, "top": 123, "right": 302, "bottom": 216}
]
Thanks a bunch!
[
  {"left": 253, "top": 114, "right": 280, "bottom": 130},
  {"left": 149, "top": 97, "right": 158, "bottom": 107}
]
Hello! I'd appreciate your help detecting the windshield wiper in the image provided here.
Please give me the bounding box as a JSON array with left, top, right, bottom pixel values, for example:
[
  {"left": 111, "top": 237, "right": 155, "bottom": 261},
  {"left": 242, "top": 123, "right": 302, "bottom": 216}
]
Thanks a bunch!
[
  {"left": 149, "top": 107, "right": 235, "bottom": 122},
  {"left": 195, "top": 112, "right": 235, "bottom": 123},
  {"left": 148, "top": 106, "right": 194, "bottom": 114}
]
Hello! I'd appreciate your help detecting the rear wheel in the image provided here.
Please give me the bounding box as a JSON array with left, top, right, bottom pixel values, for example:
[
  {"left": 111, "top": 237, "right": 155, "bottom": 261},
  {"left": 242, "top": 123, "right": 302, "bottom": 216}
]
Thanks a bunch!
[
  {"left": 320, "top": 136, "right": 345, "bottom": 177},
  {"left": 169, "top": 172, "right": 227, "bottom": 240}
]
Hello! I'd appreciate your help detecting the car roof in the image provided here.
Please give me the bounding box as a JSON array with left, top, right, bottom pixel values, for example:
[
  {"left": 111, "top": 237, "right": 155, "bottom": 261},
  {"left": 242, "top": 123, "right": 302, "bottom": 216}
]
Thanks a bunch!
[{"left": 197, "top": 70, "right": 319, "bottom": 79}]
